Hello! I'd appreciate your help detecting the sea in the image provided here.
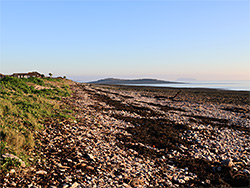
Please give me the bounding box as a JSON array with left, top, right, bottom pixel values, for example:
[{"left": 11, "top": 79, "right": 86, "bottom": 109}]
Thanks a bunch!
[{"left": 126, "top": 80, "right": 250, "bottom": 91}]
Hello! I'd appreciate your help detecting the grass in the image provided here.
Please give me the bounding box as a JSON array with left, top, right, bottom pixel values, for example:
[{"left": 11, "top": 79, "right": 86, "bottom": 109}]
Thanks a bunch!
[{"left": 0, "top": 76, "right": 73, "bottom": 172}]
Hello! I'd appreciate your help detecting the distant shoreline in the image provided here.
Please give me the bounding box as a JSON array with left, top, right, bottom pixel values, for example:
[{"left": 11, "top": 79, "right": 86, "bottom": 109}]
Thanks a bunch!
[
  {"left": 88, "top": 78, "right": 184, "bottom": 85},
  {"left": 85, "top": 80, "right": 250, "bottom": 92}
]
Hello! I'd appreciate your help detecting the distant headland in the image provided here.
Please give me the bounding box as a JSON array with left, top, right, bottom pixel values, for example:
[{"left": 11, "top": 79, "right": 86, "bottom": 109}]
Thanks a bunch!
[{"left": 89, "top": 78, "right": 182, "bottom": 85}]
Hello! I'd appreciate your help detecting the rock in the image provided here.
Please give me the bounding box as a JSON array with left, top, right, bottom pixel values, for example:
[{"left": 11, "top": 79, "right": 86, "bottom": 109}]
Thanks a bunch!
[
  {"left": 9, "top": 169, "right": 15, "bottom": 174},
  {"left": 61, "top": 184, "right": 69, "bottom": 188},
  {"left": 166, "top": 175, "right": 173, "bottom": 180},
  {"left": 86, "top": 166, "right": 95, "bottom": 170},
  {"left": 81, "top": 163, "right": 87, "bottom": 167},
  {"left": 76, "top": 152, "right": 82, "bottom": 157},
  {"left": 10, "top": 182, "right": 17, "bottom": 187},
  {"left": 122, "top": 183, "right": 130, "bottom": 188},
  {"left": 130, "top": 179, "right": 143, "bottom": 187},
  {"left": 65, "top": 176, "right": 73, "bottom": 182},
  {"left": 27, "top": 183, "right": 34, "bottom": 188},
  {"left": 205, "top": 179, "right": 211, "bottom": 184},
  {"left": 2, "top": 153, "right": 16, "bottom": 159},
  {"left": 57, "top": 163, "right": 70, "bottom": 169},
  {"left": 207, "top": 156, "right": 212, "bottom": 161},
  {"left": 5, "top": 84, "right": 249, "bottom": 187},
  {"left": 217, "top": 166, "right": 222, "bottom": 172},
  {"left": 36, "top": 170, "right": 47, "bottom": 175},
  {"left": 20, "top": 161, "right": 26, "bottom": 168},
  {"left": 243, "top": 169, "right": 250, "bottom": 174},
  {"left": 87, "top": 154, "right": 95, "bottom": 161},
  {"left": 221, "top": 158, "right": 233, "bottom": 167},
  {"left": 70, "top": 182, "right": 80, "bottom": 188},
  {"left": 233, "top": 167, "right": 238, "bottom": 171},
  {"left": 30, "top": 167, "right": 35, "bottom": 171},
  {"left": 29, "top": 158, "right": 34, "bottom": 161},
  {"left": 67, "top": 159, "right": 73, "bottom": 163},
  {"left": 2, "top": 153, "right": 26, "bottom": 167},
  {"left": 178, "top": 179, "right": 186, "bottom": 184}
]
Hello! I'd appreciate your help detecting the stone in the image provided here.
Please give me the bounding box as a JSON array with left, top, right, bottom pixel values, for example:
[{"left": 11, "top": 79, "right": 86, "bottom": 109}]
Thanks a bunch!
[
  {"left": 57, "top": 163, "right": 70, "bottom": 169},
  {"left": 233, "top": 167, "right": 238, "bottom": 171},
  {"left": 9, "top": 169, "right": 15, "bottom": 174},
  {"left": 61, "top": 184, "right": 69, "bottom": 188},
  {"left": 81, "top": 163, "right": 87, "bottom": 167},
  {"left": 221, "top": 158, "right": 233, "bottom": 167},
  {"left": 243, "top": 169, "right": 250, "bottom": 174},
  {"left": 2, "top": 153, "right": 26, "bottom": 167},
  {"left": 20, "top": 161, "right": 26, "bottom": 168},
  {"left": 36, "top": 170, "right": 47, "bottom": 175},
  {"left": 10, "top": 182, "right": 17, "bottom": 187},
  {"left": 28, "top": 184, "right": 34, "bottom": 188},
  {"left": 87, "top": 154, "right": 95, "bottom": 161},
  {"left": 70, "top": 182, "right": 80, "bottom": 188},
  {"left": 5, "top": 83, "right": 248, "bottom": 187},
  {"left": 205, "top": 179, "right": 211, "bottom": 184},
  {"left": 2, "top": 153, "right": 16, "bottom": 159},
  {"left": 178, "top": 179, "right": 185, "bottom": 184},
  {"left": 217, "top": 166, "right": 222, "bottom": 172},
  {"left": 86, "top": 166, "right": 95, "bottom": 170},
  {"left": 207, "top": 156, "right": 212, "bottom": 161},
  {"left": 130, "top": 179, "right": 143, "bottom": 187}
]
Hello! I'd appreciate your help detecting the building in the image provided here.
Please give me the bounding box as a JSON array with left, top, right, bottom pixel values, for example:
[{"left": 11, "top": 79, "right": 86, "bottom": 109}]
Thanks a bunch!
[
  {"left": 0, "top": 71, "right": 45, "bottom": 79},
  {"left": 27, "top": 71, "right": 44, "bottom": 78},
  {"left": 11, "top": 71, "right": 44, "bottom": 78},
  {"left": 12, "top": 73, "right": 30, "bottom": 78},
  {"left": 0, "top": 73, "right": 6, "bottom": 79}
]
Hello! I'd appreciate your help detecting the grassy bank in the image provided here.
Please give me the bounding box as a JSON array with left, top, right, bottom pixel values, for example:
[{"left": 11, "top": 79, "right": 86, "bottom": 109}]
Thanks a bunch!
[{"left": 0, "top": 77, "right": 73, "bottom": 172}]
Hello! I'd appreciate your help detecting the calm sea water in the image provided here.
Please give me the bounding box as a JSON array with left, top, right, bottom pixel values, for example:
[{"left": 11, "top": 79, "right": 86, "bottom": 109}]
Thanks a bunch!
[{"left": 127, "top": 80, "right": 250, "bottom": 91}]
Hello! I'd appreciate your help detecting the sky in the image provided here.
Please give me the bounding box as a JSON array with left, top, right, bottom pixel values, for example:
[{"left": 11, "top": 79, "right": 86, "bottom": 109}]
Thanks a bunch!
[{"left": 0, "top": 0, "right": 249, "bottom": 81}]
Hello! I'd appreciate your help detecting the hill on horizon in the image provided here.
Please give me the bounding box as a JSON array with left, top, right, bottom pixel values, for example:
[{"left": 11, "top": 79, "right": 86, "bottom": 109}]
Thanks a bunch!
[{"left": 88, "top": 78, "right": 181, "bottom": 85}]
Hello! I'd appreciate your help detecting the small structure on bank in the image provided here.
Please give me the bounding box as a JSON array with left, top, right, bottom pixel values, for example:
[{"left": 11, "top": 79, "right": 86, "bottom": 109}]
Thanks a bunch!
[
  {"left": 0, "top": 71, "right": 45, "bottom": 79},
  {"left": 0, "top": 73, "right": 5, "bottom": 79}
]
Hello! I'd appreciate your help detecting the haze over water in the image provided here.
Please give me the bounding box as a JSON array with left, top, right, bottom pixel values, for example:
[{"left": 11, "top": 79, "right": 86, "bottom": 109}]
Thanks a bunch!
[{"left": 127, "top": 80, "right": 250, "bottom": 91}]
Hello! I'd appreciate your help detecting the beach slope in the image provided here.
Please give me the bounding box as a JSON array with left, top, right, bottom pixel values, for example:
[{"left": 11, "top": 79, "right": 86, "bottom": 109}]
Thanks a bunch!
[{"left": 1, "top": 82, "right": 249, "bottom": 187}]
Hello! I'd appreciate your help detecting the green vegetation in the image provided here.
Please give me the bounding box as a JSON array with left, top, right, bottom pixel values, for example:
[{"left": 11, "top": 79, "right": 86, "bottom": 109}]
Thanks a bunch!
[{"left": 0, "top": 76, "right": 73, "bottom": 172}]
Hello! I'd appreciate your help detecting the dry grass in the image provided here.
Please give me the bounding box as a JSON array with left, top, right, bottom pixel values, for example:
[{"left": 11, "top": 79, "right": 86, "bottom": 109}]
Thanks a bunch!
[{"left": 0, "top": 77, "right": 73, "bottom": 171}]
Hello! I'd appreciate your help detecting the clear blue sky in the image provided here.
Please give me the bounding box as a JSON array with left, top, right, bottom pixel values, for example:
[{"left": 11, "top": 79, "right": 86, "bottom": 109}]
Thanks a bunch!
[{"left": 1, "top": 0, "right": 249, "bottom": 81}]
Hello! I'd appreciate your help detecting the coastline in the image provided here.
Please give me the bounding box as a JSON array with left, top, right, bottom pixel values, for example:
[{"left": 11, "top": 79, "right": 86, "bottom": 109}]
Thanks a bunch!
[
  {"left": 108, "top": 80, "right": 250, "bottom": 91},
  {"left": 1, "top": 81, "right": 249, "bottom": 187}
]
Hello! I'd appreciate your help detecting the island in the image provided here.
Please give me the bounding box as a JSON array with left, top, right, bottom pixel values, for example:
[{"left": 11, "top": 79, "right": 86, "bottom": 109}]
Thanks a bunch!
[{"left": 88, "top": 78, "right": 182, "bottom": 85}]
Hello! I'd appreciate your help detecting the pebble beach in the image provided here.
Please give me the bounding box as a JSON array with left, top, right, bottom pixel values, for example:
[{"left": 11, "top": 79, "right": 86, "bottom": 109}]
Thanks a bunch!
[{"left": 1, "top": 82, "right": 250, "bottom": 187}]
